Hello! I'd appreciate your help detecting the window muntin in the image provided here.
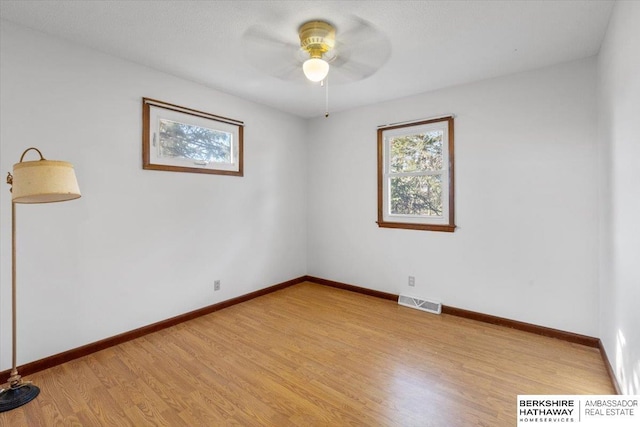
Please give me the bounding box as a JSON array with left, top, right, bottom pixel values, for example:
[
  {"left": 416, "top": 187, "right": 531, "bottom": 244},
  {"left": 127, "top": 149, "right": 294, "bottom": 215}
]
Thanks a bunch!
[{"left": 378, "top": 116, "right": 455, "bottom": 232}]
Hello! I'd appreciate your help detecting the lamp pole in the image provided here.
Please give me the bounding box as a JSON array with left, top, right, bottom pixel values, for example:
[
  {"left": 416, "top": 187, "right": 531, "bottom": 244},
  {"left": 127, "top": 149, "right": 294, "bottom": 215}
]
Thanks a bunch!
[
  {"left": 10, "top": 199, "right": 19, "bottom": 385},
  {"left": 0, "top": 173, "right": 41, "bottom": 412}
]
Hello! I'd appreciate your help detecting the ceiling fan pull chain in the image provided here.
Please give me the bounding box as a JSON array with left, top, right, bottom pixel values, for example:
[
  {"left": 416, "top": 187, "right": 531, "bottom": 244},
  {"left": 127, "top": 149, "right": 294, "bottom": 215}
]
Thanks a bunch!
[{"left": 324, "top": 76, "right": 330, "bottom": 118}]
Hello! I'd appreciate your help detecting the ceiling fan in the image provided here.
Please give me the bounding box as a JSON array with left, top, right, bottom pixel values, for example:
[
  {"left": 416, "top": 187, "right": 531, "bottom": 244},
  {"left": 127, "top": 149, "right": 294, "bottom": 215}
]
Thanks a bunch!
[{"left": 242, "top": 16, "right": 391, "bottom": 86}]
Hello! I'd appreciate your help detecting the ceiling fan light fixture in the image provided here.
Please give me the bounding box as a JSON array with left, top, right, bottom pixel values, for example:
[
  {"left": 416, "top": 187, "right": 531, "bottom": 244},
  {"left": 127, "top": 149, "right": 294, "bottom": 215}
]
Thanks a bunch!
[
  {"left": 299, "top": 20, "right": 335, "bottom": 82},
  {"left": 303, "top": 58, "right": 329, "bottom": 82}
]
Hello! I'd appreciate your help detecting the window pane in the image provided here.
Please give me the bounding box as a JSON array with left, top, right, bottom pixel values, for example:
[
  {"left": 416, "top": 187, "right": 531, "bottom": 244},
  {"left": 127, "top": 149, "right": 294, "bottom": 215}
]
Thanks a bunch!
[
  {"left": 159, "top": 119, "right": 232, "bottom": 163},
  {"left": 390, "top": 175, "right": 442, "bottom": 216},
  {"left": 389, "top": 130, "right": 443, "bottom": 173}
]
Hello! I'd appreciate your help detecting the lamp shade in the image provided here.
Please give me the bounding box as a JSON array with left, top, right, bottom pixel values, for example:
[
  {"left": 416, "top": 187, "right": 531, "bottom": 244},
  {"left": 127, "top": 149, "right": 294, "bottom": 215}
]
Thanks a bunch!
[
  {"left": 303, "top": 58, "right": 329, "bottom": 82},
  {"left": 12, "top": 159, "right": 81, "bottom": 204}
]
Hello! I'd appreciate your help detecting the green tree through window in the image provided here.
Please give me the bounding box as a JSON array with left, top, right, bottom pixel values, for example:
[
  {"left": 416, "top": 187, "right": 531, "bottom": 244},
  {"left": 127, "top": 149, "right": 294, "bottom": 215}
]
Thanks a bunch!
[{"left": 389, "top": 131, "right": 443, "bottom": 216}]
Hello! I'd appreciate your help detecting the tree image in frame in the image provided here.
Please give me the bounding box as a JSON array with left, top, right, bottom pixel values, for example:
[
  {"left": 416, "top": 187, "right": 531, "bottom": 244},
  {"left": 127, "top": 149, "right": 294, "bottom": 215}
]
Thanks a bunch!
[
  {"left": 158, "top": 119, "right": 232, "bottom": 164},
  {"left": 389, "top": 131, "right": 443, "bottom": 216}
]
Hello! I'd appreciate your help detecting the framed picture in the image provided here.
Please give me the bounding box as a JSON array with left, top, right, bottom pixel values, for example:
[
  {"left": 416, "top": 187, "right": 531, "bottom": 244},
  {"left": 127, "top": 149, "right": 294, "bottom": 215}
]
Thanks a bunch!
[{"left": 142, "top": 98, "right": 244, "bottom": 176}]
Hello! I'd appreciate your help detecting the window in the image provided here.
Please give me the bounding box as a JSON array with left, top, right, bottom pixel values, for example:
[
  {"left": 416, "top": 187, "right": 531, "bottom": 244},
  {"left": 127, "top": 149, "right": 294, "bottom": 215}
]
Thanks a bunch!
[
  {"left": 143, "top": 98, "right": 243, "bottom": 176},
  {"left": 377, "top": 116, "right": 455, "bottom": 232}
]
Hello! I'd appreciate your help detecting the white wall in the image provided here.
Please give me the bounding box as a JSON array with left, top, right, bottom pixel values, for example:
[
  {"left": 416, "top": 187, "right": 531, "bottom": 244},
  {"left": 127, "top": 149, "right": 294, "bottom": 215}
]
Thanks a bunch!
[
  {"left": 597, "top": 0, "right": 640, "bottom": 395},
  {"left": 307, "top": 57, "right": 600, "bottom": 336},
  {"left": 0, "top": 20, "right": 308, "bottom": 370},
  {"left": 3, "top": 9, "right": 631, "bottom": 378}
]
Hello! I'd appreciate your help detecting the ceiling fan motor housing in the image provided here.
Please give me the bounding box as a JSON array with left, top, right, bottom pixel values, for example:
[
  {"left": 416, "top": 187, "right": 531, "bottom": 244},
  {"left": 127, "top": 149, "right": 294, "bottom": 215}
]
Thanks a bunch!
[{"left": 299, "top": 21, "right": 336, "bottom": 59}]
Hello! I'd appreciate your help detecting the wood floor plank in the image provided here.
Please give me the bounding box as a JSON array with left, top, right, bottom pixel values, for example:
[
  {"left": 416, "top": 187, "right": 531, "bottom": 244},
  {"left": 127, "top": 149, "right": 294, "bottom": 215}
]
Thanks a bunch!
[{"left": 0, "top": 282, "right": 614, "bottom": 426}]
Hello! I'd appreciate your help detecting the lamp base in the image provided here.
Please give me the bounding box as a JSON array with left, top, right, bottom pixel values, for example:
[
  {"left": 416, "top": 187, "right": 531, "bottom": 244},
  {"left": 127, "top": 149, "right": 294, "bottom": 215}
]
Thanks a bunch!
[{"left": 0, "top": 383, "right": 40, "bottom": 412}]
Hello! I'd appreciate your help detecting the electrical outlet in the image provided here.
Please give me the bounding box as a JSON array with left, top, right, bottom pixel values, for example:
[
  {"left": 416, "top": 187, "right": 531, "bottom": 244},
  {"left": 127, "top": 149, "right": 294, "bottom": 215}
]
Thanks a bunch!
[
  {"left": 408, "top": 276, "right": 415, "bottom": 286},
  {"left": 214, "top": 280, "right": 221, "bottom": 291}
]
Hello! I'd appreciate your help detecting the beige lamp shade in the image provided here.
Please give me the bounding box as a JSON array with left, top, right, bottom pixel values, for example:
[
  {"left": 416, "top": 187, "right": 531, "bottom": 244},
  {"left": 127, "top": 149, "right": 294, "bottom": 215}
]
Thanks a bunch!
[{"left": 12, "top": 159, "right": 81, "bottom": 204}]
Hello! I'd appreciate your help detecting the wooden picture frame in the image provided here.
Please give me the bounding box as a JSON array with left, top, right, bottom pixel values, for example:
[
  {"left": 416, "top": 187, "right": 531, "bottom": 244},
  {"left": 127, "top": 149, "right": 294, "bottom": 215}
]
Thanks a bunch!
[{"left": 142, "top": 98, "right": 244, "bottom": 176}]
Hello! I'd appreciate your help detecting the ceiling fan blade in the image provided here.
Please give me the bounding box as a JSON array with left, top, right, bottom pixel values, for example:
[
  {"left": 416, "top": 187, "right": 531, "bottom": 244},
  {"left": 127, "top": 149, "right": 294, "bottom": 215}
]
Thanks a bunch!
[
  {"left": 329, "top": 16, "right": 391, "bottom": 83},
  {"left": 331, "top": 58, "right": 379, "bottom": 81},
  {"left": 242, "top": 25, "right": 302, "bottom": 80},
  {"left": 337, "top": 16, "right": 384, "bottom": 48},
  {"left": 330, "top": 40, "right": 390, "bottom": 82},
  {"left": 272, "top": 62, "right": 305, "bottom": 82},
  {"left": 243, "top": 25, "right": 297, "bottom": 50}
]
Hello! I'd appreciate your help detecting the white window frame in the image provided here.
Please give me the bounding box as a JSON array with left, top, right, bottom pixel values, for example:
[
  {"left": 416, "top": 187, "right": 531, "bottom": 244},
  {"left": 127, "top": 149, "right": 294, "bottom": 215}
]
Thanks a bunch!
[{"left": 377, "top": 116, "right": 455, "bottom": 232}]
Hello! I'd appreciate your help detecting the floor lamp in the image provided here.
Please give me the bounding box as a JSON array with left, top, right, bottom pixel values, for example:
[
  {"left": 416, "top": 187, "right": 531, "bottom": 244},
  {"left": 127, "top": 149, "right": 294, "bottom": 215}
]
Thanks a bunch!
[{"left": 0, "top": 147, "right": 81, "bottom": 412}]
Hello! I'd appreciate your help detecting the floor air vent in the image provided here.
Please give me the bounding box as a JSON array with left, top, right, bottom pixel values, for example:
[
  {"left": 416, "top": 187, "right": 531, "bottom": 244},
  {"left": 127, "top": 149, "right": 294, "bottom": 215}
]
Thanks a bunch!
[{"left": 398, "top": 294, "right": 442, "bottom": 314}]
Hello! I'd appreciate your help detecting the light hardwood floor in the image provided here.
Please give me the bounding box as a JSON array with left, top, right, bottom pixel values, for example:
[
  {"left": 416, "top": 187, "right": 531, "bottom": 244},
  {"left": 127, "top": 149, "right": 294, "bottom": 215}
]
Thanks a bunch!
[{"left": 1, "top": 282, "right": 614, "bottom": 426}]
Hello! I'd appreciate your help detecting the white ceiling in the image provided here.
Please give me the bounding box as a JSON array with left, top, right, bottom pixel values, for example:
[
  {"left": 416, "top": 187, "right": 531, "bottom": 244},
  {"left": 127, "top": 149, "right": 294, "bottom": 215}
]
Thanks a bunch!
[{"left": 0, "top": 0, "right": 614, "bottom": 118}]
